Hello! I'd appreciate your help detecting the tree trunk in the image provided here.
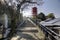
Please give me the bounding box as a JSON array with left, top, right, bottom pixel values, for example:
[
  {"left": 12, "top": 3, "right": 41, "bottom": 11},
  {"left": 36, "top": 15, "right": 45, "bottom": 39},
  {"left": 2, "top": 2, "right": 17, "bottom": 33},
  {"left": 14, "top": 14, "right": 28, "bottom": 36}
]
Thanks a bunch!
[{"left": 8, "top": 10, "right": 17, "bottom": 40}]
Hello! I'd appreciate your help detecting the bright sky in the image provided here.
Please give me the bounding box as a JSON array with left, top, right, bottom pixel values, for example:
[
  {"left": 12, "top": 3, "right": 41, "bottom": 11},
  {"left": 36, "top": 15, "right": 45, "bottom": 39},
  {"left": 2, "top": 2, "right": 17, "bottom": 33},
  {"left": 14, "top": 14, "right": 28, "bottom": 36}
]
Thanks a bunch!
[
  {"left": 22, "top": 0, "right": 60, "bottom": 18},
  {"left": 41, "top": 0, "right": 60, "bottom": 18}
]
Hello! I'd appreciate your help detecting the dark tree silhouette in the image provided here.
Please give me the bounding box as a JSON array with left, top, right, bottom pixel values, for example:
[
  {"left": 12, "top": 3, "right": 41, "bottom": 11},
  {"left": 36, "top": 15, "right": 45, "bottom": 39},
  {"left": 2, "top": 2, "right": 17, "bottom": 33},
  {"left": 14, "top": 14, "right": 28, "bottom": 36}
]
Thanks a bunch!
[{"left": 37, "top": 12, "right": 46, "bottom": 21}]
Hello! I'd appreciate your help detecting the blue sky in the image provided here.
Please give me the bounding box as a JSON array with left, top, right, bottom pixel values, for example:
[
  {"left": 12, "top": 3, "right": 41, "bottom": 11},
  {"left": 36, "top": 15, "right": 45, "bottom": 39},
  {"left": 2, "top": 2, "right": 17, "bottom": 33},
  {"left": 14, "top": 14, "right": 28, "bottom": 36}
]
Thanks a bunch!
[
  {"left": 40, "top": 0, "right": 60, "bottom": 18},
  {"left": 23, "top": 0, "right": 60, "bottom": 18}
]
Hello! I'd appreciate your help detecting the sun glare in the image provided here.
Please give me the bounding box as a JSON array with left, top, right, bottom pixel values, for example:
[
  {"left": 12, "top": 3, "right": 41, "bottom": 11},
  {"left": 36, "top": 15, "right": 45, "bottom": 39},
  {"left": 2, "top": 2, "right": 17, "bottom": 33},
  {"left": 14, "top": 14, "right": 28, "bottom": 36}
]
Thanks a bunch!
[{"left": 23, "top": 11, "right": 32, "bottom": 17}]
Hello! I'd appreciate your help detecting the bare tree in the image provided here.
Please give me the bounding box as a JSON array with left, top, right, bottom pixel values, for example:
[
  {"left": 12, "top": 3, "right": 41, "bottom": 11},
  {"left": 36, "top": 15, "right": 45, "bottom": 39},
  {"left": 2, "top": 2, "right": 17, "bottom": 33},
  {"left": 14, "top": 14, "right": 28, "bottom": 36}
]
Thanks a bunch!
[{"left": 6, "top": 0, "right": 38, "bottom": 39}]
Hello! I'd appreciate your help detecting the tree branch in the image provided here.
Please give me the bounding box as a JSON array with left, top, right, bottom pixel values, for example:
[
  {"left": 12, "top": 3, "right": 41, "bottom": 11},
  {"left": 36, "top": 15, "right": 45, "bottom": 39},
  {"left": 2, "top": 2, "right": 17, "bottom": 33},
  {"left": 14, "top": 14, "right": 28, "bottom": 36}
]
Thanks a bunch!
[
  {"left": 17, "top": 0, "right": 37, "bottom": 12},
  {"left": 26, "top": 1, "right": 37, "bottom": 4}
]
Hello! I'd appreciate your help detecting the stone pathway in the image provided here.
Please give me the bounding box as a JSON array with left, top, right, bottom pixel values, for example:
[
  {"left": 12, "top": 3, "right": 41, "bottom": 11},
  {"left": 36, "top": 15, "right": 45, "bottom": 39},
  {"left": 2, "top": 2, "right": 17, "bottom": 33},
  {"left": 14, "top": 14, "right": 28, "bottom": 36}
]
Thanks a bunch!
[{"left": 11, "top": 19, "right": 45, "bottom": 40}]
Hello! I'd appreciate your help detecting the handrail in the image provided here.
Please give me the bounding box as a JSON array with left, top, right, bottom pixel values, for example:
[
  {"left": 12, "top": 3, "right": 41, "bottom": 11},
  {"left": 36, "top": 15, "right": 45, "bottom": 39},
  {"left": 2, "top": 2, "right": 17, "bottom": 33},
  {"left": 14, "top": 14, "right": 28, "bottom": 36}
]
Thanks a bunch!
[
  {"left": 18, "top": 20, "right": 25, "bottom": 27},
  {"left": 39, "top": 24, "right": 60, "bottom": 39}
]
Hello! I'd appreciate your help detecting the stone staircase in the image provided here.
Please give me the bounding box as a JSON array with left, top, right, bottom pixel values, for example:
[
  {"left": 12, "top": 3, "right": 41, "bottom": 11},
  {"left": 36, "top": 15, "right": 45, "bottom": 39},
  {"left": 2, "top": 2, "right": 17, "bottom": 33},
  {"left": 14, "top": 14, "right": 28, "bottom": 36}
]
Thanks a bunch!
[
  {"left": 16, "top": 20, "right": 38, "bottom": 33},
  {"left": 11, "top": 19, "right": 45, "bottom": 40}
]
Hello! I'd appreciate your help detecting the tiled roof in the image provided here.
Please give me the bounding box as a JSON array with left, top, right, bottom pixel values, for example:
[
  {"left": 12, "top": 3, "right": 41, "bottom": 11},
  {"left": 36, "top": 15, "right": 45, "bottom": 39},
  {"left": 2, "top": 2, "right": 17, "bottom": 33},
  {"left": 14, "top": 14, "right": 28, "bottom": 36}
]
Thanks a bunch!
[{"left": 40, "top": 18, "right": 60, "bottom": 26}]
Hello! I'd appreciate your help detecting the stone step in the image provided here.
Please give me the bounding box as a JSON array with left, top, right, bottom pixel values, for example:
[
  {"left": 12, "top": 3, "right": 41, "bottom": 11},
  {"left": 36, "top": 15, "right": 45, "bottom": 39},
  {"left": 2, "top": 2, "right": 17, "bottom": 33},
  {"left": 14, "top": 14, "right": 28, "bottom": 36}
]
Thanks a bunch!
[
  {"left": 17, "top": 27, "right": 37, "bottom": 30},
  {"left": 16, "top": 30, "right": 38, "bottom": 33},
  {"left": 16, "top": 27, "right": 38, "bottom": 32},
  {"left": 23, "top": 20, "right": 36, "bottom": 27}
]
